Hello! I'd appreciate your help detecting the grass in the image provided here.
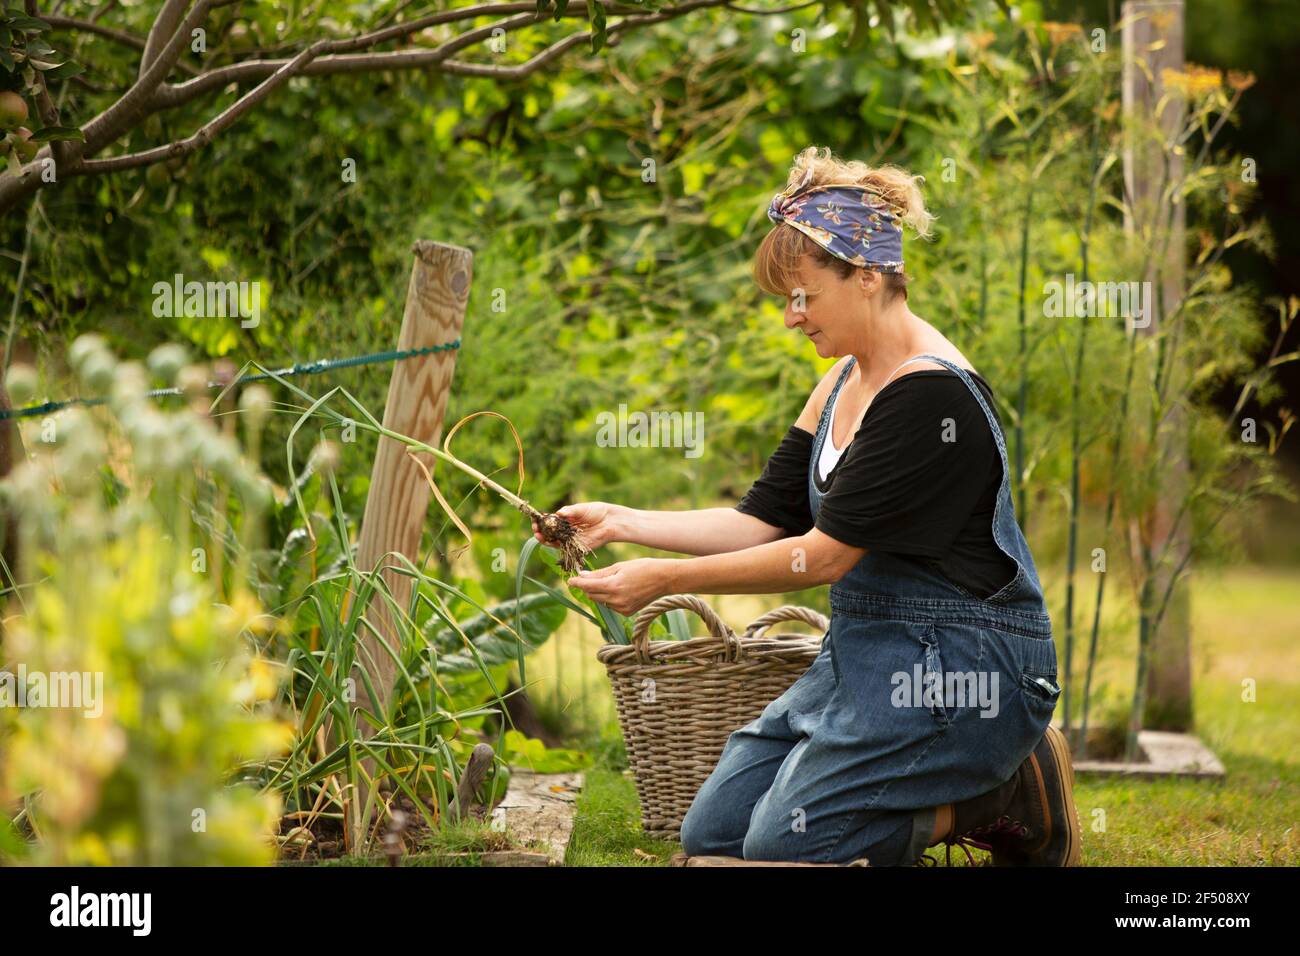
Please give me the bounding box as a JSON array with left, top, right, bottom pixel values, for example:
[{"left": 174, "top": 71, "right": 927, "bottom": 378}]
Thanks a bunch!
[
  {"left": 563, "top": 728, "right": 681, "bottom": 867},
  {"left": 551, "top": 564, "right": 1300, "bottom": 866}
]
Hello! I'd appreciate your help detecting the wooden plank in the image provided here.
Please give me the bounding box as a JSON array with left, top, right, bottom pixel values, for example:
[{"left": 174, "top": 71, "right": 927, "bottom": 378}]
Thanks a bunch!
[
  {"left": 1074, "top": 729, "right": 1225, "bottom": 778},
  {"left": 670, "top": 853, "right": 868, "bottom": 867},
  {"left": 489, "top": 770, "right": 584, "bottom": 866}
]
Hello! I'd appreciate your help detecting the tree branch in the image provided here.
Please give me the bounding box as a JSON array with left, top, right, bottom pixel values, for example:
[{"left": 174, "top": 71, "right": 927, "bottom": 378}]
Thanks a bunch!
[
  {"left": 25, "top": 1, "right": 68, "bottom": 168},
  {"left": 149, "top": 4, "right": 573, "bottom": 109},
  {"left": 440, "top": 28, "right": 599, "bottom": 78},
  {"left": 79, "top": 37, "right": 331, "bottom": 174},
  {"left": 79, "top": 0, "right": 213, "bottom": 154},
  {"left": 139, "top": 0, "right": 190, "bottom": 79},
  {"left": 0, "top": 0, "right": 213, "bottom": 207},
  {"left": 149, "top": 0, "right": 733, "bottom": 108},
  {"left": 44, "top": 14, "right": 146, "bottom": 50},
  {"left": 74, "top": 3, "right": 570, "bottom": 174},
  {"left": 45, "top": 12, "right": 201, "bottom": 76},
  {"left": 0, "top": 0, "right": 769, "bottom": 213}
]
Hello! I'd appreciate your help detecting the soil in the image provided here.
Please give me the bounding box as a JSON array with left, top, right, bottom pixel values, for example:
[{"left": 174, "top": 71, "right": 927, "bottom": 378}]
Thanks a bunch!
[
  {"left": 277, "top": 790, "right": 485, "bottom": 864},
  {"left": 535, "top": 511, "right": 590, "bottom": 572}
]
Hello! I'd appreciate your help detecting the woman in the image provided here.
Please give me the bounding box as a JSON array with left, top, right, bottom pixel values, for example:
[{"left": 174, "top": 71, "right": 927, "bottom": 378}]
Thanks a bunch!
[{"left": 536, "top": 146, "right": 1081, "bottom": 867}]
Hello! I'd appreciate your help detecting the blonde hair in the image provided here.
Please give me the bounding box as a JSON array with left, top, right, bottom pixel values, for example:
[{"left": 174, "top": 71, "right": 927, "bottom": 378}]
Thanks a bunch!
[{"left": 753, "top": 145, "right": 935, "bottom": 301}]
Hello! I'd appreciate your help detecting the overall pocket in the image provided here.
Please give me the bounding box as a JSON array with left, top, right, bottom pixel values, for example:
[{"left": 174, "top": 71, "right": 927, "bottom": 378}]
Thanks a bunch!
[{"left": 1019, "top": 670, "right": 1062, "bottom": 718}]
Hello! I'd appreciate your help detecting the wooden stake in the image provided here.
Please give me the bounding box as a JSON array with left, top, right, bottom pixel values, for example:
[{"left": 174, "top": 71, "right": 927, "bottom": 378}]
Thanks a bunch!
[{"left": 353, "top": 240, "right": 472, "bottom": 724}]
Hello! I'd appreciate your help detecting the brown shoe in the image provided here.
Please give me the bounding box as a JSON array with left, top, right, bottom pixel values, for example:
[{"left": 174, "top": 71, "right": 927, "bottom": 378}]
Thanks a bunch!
[{"left": 943, "top": 726, "right": 1082, "bottom": 866}]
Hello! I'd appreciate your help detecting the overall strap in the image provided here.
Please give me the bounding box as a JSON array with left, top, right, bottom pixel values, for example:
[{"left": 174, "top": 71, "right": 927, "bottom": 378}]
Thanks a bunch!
[
  {"left": 818, "top": 357, "right": 859, "bottom": 435},
  {"left": 898, "top": 354, "right": 1006, "bottom": 460},
  {"left": 830, "top": 357, "right": 857, "bottom": 399},
  {"left": 883, "top": 354, "right": 947, "bottom": 387}
]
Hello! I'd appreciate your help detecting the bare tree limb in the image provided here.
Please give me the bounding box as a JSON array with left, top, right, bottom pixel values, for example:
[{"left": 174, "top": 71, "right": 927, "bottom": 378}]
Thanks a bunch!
[
  {"left": 80, "top": 37, "right": 331, "bottom": 173},
  {"left": 725, "top": 0, "right": 819, "bottom": 11},
  {"left": 139, "top": 0, "right": 190, "bottom": 79},
  {"left": 150, "top": 5, "right": 561, "bottom": 108},
  {"left": 45, "top": 12, "right": 201, "bottom": 76},
  {"left": 150, "top": 0, "right": 728, "bottom": 110},
  {"left": 79, "top": 0, "right": 213, "bottom": 154},
  {"left": 75, "top": 3, "right": 572, "bottom": 173},
  {"left": 440, "top": 28, "right": 601, "bottom": 79},
  {"left": 44, "top": 14, "right": 147, "bottom": 50}
]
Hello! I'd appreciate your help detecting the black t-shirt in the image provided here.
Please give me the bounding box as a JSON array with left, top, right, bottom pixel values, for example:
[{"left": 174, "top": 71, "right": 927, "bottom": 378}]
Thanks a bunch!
[{"left": 734, "top": 369, "right": 1019, "bottom": 600}]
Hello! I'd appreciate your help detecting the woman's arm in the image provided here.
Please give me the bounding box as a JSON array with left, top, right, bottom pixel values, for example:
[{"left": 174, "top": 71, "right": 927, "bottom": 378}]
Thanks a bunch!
[
  {"left": 565, "top": 361, "right": 855, "bottom": 606},
  {"left": 569, "top": 528, "right": 866, "bottom": 615},
  {"left": 614, "top": 505, "right": 787, "bottom": 556},
  {"left": 661, "top": 527, "right": 865, "bottom": 594}
]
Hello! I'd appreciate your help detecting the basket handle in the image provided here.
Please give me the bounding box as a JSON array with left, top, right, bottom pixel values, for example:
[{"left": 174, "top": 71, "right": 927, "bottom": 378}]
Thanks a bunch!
[
  {"left": 742, "top": 605, "right": 830, "bottom": 640},
  {"left": 631, "top": 594, "right": 737, "bottom": 664}
]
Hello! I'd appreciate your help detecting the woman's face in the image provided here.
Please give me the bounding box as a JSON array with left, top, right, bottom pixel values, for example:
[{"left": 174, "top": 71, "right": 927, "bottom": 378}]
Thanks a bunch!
[{"left": 782, "top": 257, "right": 880, "bottom": 357}]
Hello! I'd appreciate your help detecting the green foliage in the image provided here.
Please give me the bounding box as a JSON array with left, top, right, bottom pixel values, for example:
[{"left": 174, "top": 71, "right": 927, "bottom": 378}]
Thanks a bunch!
[
  {"left": 422, "top": 592, "right": 567, "bottom": 674},
  {"left": 498, "top": 729, "right": 588, "bottom": 773},
  {"left": 0, "top": 338, "right": 288, "bottom": 865},
  {"left": 3, "top": 2, "right": 1295, "bottom": 858},
  {"left": 0, "top": 6, "right": 82, "bottom": 172}
]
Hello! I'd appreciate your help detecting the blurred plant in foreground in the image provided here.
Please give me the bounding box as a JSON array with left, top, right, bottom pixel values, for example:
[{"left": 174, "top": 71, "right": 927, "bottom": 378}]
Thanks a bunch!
[{"left": 0, "top": 336, "right": 292, "bottom": 865}]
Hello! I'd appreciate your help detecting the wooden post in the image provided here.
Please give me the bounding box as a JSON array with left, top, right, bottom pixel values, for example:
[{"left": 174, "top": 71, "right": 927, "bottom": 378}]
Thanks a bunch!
[
  {"left": 353, "top": 240, "right": 472, "bottom": 723},
  {"left": 1122, "top": 1, "right": 1193, "bottom": 731}
]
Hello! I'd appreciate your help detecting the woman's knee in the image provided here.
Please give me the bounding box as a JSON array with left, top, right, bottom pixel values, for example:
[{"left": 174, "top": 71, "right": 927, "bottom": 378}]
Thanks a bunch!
[
  {"left": 680, "top": 784, "right": 748, "bottom": 857},
  {"left": 741, "top": 794, "right": 809, "bottom": 861},
  {"left": 678, "top": 803, "right": 710, "bottom": 857}
]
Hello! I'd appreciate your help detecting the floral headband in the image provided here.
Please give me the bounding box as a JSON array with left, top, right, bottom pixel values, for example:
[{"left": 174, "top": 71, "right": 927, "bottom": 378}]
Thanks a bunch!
[{"left": 766, "top": 169, "right": 905, "bottom": 274}]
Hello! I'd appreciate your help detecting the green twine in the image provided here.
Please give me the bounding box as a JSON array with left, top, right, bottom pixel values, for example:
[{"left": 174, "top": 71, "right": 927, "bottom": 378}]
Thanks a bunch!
[{"left": 0, "top": 340, "right": 461, "bottom": 422}]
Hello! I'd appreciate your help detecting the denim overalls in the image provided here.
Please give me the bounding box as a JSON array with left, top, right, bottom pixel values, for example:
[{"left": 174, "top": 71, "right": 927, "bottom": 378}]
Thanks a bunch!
[{"left": 680, "top": 354, "right": 1061, "bottom": 865}]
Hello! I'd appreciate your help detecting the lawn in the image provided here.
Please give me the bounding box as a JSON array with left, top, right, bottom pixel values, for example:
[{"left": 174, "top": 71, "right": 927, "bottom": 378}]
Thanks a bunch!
[{"left": 546, "top": 565, "right": 1300, "bottom": 866}]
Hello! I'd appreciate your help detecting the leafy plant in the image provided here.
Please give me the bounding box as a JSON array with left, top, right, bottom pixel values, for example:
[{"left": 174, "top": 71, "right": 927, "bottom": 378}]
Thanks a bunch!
[{"left": 231, "top": 370, "right": 588, "bottom": 856}]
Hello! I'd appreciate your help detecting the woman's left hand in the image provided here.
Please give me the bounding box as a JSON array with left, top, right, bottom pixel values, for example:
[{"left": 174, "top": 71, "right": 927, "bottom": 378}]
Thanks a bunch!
[{"left": 567, "top": 558, "right": 676, "bottom": 617}]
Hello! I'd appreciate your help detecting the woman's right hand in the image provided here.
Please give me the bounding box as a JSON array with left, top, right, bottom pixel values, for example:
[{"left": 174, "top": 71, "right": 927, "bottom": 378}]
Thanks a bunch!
[{"left": 532, "top": 502, "right": 622, "bottom": 551}]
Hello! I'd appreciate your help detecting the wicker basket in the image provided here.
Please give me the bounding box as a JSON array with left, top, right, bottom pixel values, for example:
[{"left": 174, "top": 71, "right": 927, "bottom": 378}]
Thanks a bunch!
[{"left": 596, "top": 594, "right": 829, "bottom": 839}]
